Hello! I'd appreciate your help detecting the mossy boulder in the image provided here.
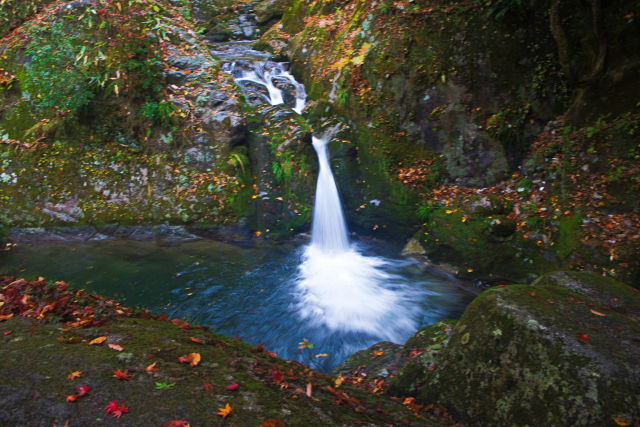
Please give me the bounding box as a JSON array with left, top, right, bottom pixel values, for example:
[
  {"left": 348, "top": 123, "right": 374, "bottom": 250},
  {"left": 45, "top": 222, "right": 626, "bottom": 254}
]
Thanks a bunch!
[{"left": 420, "top": 271, "right": 640, "bottom": 426}]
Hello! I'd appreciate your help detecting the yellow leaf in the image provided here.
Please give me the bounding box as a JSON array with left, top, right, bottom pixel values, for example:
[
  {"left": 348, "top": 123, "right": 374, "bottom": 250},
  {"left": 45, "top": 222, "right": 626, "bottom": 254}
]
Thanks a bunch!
[
  {"left": 217, "top": 403, "right": 232, "bottom": 418},
  {"left": 612, "top": 417, "right": 631, "bottom": 426},
  {"left": 67, "top": 371, "right": 83, "bottom": 381},
  {"left": 334, "top": 376, "right": 343, "bottom": 388},
  {"left": 89, "top": 336, "right": 107, "bottom": 345}
]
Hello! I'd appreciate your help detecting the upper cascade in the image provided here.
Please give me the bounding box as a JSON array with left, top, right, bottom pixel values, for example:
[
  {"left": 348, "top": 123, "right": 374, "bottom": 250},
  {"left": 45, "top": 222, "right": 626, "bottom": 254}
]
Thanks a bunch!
[{"left": 223, "top": 59, "right": 306, "bottom": 114}]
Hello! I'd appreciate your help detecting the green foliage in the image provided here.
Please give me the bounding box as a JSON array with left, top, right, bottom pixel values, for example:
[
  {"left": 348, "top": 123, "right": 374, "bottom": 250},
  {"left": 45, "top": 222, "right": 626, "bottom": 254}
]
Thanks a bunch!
[
  {"left": 3, "top": 0, "right": 172, "bottom": 140},
  {"left": 141, "top": 100, "right": 177, "bottom": 127}
]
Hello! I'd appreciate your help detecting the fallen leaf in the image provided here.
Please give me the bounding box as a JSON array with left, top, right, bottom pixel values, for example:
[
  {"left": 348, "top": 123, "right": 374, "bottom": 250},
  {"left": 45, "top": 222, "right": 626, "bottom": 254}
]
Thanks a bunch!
[
  {"left": 67, "top": 371, "right": 83, "bottom": 381},
  {"left": 66, "top": 394, "right": 78, "bottom": 403},
  {"left": 163, "top": 421, "right": 191, "bottom": 427},
  {"left": 145, "top": 361, "right": 159, "bottom": 372},
  {"left": 89, "top": 336, "right": 107, "bottom": 345},
  {"left": 306, "top": 382, "right": 312, "bottom": 398},
  {"left": 202, "top": 383, "right": 214, "bottom": 392},
  {"left": 108, "top": 343, "right": 124, "bottom": 352},
  {"left": 189, "top": 337, "right": 204, "bottom": 344},
  {"left": 105, "top": 401, "right": 128, "bottom": 418},
  {"left": 576, "top": 333, "right": 589, "bottom": 344},
  {"left": 590, "top": 309, "right": 606, "bottom": 317},
  {"left": 0, "top": 313, "right": 14, "bottom": 322},
  {"left": 76, "top": 385, "right": 89, "bottom": 397},
  {"left": 113, "top": 369, "right": 131, "bottom": 380},
  {"left": 178, "top": 353, "right": 201, "bottom": 367},
  {"left": 260, "top": 419, "right": 286, "bottom": 427},
  {"left": 226, "top": 382, "right": 238, "bottom": 391},
  {"left": 612, "top": 417, "right": 631, "bottom": 426},
  {"left": 217, "top": 403, "right": 232, "bottom": 419}
]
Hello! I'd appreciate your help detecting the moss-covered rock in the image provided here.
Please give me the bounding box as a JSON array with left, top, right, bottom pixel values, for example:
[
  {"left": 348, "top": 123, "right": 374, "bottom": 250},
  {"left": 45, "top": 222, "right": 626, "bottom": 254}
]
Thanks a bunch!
[{"left": 420, "top": 271, "right": 640, "bottom": 426}]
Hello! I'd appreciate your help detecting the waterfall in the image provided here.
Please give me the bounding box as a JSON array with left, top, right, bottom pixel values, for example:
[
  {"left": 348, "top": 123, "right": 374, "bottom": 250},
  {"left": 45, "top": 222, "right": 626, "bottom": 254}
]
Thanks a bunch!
[
  {"left": 310, "top": 135, "right": 349, "bottom": 252},
  {"left": 221, "top": 48, "right": 421, "bottom": 343}
]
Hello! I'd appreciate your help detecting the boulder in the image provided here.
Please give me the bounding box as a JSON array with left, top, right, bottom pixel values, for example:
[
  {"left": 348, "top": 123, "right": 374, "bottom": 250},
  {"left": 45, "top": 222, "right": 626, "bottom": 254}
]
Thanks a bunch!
[{"left": 419, "top": 271, "right": 640, "bottom": 426}]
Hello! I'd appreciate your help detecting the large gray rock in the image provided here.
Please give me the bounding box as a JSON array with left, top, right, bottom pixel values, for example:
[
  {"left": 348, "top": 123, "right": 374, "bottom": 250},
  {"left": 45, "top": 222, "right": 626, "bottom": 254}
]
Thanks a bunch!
[{"left": 419, "top": 271, "right": 640, "bottom": 426}]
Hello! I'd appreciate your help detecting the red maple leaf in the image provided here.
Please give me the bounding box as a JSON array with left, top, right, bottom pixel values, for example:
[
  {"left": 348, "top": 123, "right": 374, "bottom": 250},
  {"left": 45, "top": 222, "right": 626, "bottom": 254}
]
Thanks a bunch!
[
  {"left": 113, "top": 403, "right": 128, "bottom": 418},
  {"left": 272, "top": 370, "right": 284, "bottom": 384},
  {"left": 113, "top": 369, "right": 131, "bottom": 380},
  {"left": 576, "top": 333, "right": 589, "bottom": 344},
  {"left": 226, "top": 382, "right": 238, "bottom": 391},
  {"left": 105, "top": 400, "right": 128, "bottom": 418},
  {"left": 76, "top": 385, "right": 89, "bottom": 397},
  {"left": 105, "top": 401, "right": 119, "bottom": 414}
]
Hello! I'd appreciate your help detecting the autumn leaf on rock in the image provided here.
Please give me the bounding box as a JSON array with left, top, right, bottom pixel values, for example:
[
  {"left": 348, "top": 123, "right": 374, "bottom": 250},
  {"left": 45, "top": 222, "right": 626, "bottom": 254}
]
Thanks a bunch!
[
  {"left": 76, "top": 385, "right": 89, "bottom": 397},
  {"left": 105, "top": 400, "right": 128, "bottom": 418},
  {"left": 113, "top": 369, "right": 131, "bottom": 380},
  {"left": 178, "top": 353, "right": 200, "bottom": 367},
  {"left": 67, "top": 371, "right": 83, "bottom": 381},
  {"left": 576, "top": 333, "right": 589, "bottom": 344},
  {"left": 260, "top": 419, "right": 286, "bottom": 427},
  {"left": 217, "top": 403, "right": 232, "bottom": 419},
  {"left": 272, "top": 370, "right": 284, "bottom": 384},
  {"left": 612, "top": 417, "right": 631, "bottom": 426},
  {"left": 108, "top": 343, "right": 124, "bottom": 352},
  {"left": 89, "top": 336, "right": 107, "bottom": 345},
  {"left": 163, "top": 421, "right": 191, "bottom": 427}
]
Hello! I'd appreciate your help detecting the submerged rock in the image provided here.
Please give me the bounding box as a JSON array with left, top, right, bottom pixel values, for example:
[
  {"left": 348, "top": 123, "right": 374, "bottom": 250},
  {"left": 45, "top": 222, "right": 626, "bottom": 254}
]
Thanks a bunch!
[{"left": 420, "top": 271, "right": 640, "bottom": 426}]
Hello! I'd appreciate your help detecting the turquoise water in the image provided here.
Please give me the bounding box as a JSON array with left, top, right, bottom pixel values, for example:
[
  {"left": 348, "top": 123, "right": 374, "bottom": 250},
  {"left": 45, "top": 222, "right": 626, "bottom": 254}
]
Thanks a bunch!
[{"left": 0, "top": 238, "right": 474, "bottom": 371}]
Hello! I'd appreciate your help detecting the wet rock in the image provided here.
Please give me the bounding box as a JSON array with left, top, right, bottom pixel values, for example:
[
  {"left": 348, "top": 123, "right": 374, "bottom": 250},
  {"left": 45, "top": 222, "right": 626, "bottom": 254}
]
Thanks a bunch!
[
  {"left": 334, "top": 341, "right": 405, "bottom": 379},
  {"left": 420, "top": 271, "right": 640, "bottom": 426}
]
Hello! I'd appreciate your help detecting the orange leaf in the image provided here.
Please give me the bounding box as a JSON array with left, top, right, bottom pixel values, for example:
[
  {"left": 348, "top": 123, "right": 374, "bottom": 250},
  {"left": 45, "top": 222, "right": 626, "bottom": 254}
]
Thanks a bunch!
[
  {"left": 178, "top": 353, "right": 201, "bottom": 367},
  {"left": 145, "top": 361, "right": 158, "bottom": 372},
  {"left": 67, "top": 371, "right": 83, "bottom": 381},
  {"left": 612, "top": 417, "right": 631, "bottom": 426},
  {"left": 0, "top": 313, "right": 14, "bottom": 322},
  {"left": 189, "top": 353, "right": 201, "bottom": 367},
  {"left": 89, "top": 336, "right": 107, "bottom": 345},
  {"left": 189, "top": 337, "right": 204, "bottom": 344},
  {"left": 260, "top": 419, "right": 286, "bottom": 427},
  {"left": 113, "top": 369, "right": 131, "bottom": 380},
  {"left": 108, "top": 343, "right": 124, "bottom": 352},
  {"left": 66, "top": 394, "right": 78, "bottom": 403},
  {"left": 590, "top": 309, "right": 606, "bottom": 317},
  {"left": 217, "top": 403, "right": 232, "bottom": 419}
]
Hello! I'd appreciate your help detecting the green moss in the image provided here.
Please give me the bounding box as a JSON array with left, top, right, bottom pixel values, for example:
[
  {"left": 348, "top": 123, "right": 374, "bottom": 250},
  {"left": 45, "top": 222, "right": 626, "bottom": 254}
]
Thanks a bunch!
[{"left": 420, "top": 274, "right": 640, "bottom": 425}]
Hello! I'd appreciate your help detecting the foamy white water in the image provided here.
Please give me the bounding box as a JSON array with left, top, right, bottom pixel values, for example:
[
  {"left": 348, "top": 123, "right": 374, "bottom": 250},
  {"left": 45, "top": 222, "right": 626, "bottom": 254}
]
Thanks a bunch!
[
  {"left": 226, "top": 62, "right": 306, "bottom": 114},
  {"left": 295, "top": 134, "right": 420, "bottom": 341}
]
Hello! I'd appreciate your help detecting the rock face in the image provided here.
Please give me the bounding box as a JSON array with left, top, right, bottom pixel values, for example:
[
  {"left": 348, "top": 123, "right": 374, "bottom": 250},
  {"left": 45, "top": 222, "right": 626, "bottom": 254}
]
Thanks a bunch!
[{"left": 420, "top": 271, "right": 640, "bottom": 426}]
